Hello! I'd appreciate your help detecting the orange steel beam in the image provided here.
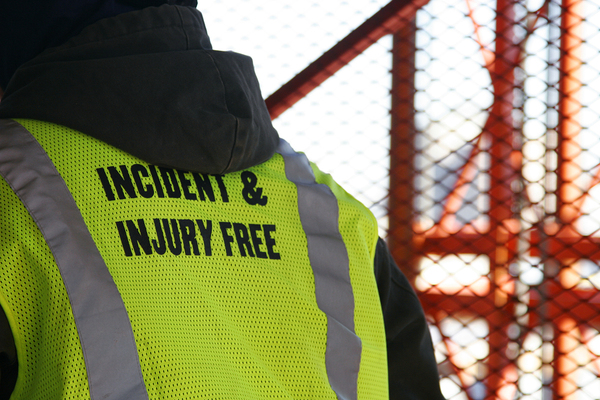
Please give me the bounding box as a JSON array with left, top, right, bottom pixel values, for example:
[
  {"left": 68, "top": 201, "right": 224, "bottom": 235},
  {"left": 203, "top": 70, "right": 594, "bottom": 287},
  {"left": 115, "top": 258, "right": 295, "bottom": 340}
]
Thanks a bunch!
[
  {"left": 531, "top": 227, "right": 600, "bottom": 260},
  {"left": 388, "top": 18, "right": 418, "bottom": 281},
  {"left": 484, "top": 0, "right": 520, "bottom": 396},
  {"left": 265, "top": 0, "right": 430, "bottom": 120},
  {"left": 545, "top": 232, "right": 600, "bottom": 261},
  {"left": 421, "top": 225, "right": 600, "bottom": 261},
  {"left": 557, "top": 0, "right": 584, "bottom": 224},
  {"left": 414, "top": 233, "right": 496, "bottom": 255},
  {"left": 418, "top": 224, "right": 600, "bottom": 261},
  {"left": 424, "top": 286, "right": 600, "bottom": 322},
  {"left": 556, "top": 3, "right": 584, "bottom": 395},
  {"left": 556, "top": 317, "right": 580, "bottom": 399}
]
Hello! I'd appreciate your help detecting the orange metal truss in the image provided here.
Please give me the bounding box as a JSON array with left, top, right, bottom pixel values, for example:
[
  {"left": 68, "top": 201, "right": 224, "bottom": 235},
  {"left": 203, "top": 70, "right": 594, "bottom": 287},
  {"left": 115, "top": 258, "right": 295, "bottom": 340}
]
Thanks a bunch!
[{"left": 266, "top": 0, "right": 600, "bottom": 398}]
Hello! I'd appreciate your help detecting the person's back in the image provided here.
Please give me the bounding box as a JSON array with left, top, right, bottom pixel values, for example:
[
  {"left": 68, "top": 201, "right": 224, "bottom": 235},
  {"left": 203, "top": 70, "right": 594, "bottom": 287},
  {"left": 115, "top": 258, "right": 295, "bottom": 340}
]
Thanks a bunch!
[{"left": 0, "top": 2, "right": 445, "bottom": 399}]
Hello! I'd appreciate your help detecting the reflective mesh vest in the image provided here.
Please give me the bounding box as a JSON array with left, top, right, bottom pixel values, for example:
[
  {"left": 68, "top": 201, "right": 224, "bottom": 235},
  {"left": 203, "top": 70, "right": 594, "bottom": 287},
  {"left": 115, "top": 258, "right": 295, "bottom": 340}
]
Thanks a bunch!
[{"left": 0, "top": 119, "right": 387, "bottom": 400}]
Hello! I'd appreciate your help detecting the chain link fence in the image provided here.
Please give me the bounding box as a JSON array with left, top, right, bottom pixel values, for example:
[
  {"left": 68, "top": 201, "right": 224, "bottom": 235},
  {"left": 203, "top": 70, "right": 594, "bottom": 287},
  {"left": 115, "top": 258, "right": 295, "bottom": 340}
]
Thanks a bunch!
[{"left": 203, "top": 0, "right": 600, "bottom": 398}]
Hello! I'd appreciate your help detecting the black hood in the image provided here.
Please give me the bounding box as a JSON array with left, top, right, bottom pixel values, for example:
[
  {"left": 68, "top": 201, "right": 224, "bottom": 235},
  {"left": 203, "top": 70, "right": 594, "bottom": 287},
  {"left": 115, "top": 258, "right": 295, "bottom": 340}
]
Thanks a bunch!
[{"left": 0, "top": 5, "right": 279, "bottom": 174}]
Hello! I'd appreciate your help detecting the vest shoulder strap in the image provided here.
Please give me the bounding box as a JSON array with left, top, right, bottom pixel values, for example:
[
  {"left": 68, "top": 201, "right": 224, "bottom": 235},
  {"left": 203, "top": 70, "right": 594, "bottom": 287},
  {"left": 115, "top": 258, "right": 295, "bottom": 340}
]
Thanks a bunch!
[
  {"left": 277, "top": 139, "right": 362, "bottom": 400},
  {"left": 0, "top": 119, "right": 149, "bottom": 400}
]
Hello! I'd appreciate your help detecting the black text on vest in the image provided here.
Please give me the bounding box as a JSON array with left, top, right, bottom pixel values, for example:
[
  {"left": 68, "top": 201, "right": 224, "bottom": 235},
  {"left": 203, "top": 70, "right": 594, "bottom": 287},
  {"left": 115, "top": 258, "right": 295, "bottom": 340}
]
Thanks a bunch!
[
  {"left": 97, "top": 165, "right": 229, "bottom": 202},
  {"left": 116, "top": 218, "right": 280, "bottom": 260}
]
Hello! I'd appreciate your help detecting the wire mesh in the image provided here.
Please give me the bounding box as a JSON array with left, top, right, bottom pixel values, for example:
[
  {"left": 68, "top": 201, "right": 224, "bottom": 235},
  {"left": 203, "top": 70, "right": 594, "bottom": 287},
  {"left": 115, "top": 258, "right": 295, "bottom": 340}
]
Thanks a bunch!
[
  {"left": 202, "top": 0, "right": 600, "bottom": 399},
  {"left": 407, "top": 0, "right": 600, "bottom": 398}
]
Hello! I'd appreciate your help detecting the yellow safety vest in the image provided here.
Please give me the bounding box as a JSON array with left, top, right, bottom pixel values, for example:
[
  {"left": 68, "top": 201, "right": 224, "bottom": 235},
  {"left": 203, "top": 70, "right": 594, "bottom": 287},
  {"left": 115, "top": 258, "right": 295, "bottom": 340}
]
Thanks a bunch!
[{"left": 0, "top": 118, "right": 387, "bottom": 400}]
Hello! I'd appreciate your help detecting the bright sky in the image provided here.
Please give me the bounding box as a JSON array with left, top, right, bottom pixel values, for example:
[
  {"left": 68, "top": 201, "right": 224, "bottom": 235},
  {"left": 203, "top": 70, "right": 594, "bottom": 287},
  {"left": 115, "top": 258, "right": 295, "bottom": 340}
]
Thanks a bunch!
[{"left": 200, "top": 0, "right": 394, "bottom": 235}]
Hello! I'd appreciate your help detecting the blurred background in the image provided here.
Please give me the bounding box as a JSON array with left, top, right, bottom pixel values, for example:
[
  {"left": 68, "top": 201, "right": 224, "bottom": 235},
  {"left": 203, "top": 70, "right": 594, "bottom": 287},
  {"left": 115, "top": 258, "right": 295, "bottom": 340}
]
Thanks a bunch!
[{"left": 201, "top": 1, "right": 600, "bottom": 399}]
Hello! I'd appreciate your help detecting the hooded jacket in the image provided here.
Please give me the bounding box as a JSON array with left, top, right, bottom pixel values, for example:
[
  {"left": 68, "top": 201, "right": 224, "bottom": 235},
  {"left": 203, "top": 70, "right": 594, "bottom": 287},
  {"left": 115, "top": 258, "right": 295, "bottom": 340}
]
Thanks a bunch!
[{"left": 0, "top": 5, "right": 444, "bottom": 399}]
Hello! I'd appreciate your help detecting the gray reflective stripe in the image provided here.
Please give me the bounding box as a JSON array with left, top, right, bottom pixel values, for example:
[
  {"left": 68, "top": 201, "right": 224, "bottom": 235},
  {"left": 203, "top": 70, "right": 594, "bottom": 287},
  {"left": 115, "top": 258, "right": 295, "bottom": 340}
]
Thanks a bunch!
[
  {"left": 277, "top": 139, "right": 361, "bottom": 400},
  {"left": 0, "top": 120, "right": 149, "bottom": 400}
]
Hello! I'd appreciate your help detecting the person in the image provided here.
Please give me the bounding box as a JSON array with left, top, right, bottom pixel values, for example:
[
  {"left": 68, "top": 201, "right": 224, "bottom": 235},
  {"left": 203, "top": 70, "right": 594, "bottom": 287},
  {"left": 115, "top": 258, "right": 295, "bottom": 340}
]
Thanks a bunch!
[{"left": 0, "top": 1, "right": 445, "bottom": 399}]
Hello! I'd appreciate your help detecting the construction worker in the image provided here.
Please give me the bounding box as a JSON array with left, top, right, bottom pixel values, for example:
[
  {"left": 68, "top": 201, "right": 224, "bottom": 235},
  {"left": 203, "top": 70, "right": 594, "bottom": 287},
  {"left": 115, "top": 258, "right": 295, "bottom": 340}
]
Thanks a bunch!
[{"left": 0, "top": 1, "right": 445, "bottom": 399}]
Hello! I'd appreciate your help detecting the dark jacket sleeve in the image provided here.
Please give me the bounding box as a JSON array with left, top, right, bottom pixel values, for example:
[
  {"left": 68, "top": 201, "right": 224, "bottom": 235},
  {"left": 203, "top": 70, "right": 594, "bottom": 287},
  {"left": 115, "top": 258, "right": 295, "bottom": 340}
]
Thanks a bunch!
[
  {"left": 374, "top": 237, "right": 446, "bottom": 400},
  {"left": 0, "top": 307, "right": 17, "bottom": 400}
]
